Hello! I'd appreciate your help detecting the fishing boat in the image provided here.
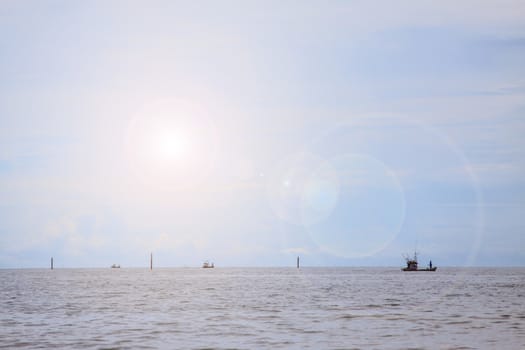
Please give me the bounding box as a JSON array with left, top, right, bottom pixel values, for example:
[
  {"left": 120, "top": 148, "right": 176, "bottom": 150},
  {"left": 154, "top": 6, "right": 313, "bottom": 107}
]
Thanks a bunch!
[
  {"left": 111, "top": 264, "right": 120, "bottom": 268},
  {"left": 202, "top": 261, "right": 214, "bottom": 268},
  {"left": 402, "top": 252, "right": 436, "bottom": 271}
]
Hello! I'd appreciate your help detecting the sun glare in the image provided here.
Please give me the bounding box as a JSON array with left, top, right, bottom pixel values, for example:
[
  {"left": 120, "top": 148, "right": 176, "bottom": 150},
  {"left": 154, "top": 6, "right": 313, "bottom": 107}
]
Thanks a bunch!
[
  {"left": 155, "top": 129, "right": 189, "bottom": 162},
  {"left": 125, "top": 97, "right": 219, "bottom": 190}
]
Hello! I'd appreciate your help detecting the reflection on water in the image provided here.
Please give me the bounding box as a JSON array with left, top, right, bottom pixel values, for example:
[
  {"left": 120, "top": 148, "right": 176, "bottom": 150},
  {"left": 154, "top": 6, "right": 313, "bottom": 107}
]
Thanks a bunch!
[{"left": 1, "top": 267, "right": 524, "bottom": 349}]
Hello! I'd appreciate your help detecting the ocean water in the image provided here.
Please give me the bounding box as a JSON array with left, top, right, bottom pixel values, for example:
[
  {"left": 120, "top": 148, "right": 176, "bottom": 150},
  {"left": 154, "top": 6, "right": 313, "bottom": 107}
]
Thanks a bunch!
[{"left": 1, "top": 267, "right": 524, "bottom": 349}]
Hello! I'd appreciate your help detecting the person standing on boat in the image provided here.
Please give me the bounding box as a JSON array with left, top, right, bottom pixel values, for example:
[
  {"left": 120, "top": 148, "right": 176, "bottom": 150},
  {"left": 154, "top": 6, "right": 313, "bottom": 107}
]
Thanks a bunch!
[{"left": 429, "top": 260, "right": 432, "bottom": 269}]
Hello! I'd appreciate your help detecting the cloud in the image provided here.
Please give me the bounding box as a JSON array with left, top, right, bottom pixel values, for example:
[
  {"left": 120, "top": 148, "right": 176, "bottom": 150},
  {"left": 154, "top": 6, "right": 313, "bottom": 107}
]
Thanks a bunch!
[
  {"left": 1, "top": 2, "right": 524, "bottom": 267},
  {"left": 477, "top": 83, "right": 525, "bottom": 96}
]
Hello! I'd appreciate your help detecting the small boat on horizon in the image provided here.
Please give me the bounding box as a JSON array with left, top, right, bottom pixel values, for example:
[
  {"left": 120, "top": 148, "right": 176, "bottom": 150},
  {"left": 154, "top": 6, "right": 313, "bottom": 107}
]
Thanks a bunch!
[
  {"left": 202, "top": 261, "right": 214, "bottom": 268},
  {"left": 111, "top": 264, "right": 120, "bottom": 268},
  {"left": 402, "top": 251, "right": 436, "bottom": 271}
]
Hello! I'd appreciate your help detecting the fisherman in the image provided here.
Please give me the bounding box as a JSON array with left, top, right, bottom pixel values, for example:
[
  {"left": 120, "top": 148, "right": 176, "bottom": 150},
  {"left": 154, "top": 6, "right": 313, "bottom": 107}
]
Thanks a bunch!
[{"left": 429, "top": 260, "right": 432, "bottom": 269}]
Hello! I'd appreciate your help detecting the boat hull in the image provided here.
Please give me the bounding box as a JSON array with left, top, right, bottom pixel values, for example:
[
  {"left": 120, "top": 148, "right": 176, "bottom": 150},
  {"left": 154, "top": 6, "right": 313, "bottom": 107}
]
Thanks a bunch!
[
  {"left": 202, "top": 261, "right": 214, "bottom": 268},
  {"left": 402, "top": 267, "right": 437, "bottom": 271}
]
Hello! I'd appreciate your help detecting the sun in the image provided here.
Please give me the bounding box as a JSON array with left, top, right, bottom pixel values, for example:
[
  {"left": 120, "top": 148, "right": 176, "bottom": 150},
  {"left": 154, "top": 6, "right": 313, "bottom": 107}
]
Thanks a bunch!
[
  {"left": 126, "top": 116, "right": 192, "bottom": 169},
  {"left": 154, "top": 128, "right": 189, "bottom": 162},
  {"left": 124, "top": 97, "right": 219, "bottom": 190}
]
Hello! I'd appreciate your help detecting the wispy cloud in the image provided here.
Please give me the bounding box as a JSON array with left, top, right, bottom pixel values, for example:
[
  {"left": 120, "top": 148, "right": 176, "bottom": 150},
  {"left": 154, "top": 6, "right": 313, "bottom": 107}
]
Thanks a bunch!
[{"left": 0, "top": 1, "right": 524, "bottom": 267}]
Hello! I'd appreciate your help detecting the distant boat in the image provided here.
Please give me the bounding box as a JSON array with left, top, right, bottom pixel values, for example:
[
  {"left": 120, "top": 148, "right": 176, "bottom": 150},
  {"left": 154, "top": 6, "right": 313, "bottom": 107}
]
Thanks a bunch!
[
  {"left": 111, "top": 264, "right": 120, "bottom": 268},
  {"left": 402, "top": 252, "right": 436, "bottom": 271},
  {"left": 202, "top": 261, "right": 214, "bottom": 268}
]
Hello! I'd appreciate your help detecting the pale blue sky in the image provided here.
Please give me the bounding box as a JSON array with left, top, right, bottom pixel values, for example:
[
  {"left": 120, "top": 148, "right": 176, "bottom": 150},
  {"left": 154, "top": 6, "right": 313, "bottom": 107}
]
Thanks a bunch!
[{"left": 1, "top": 1, "right": 524, "bottom": 267}]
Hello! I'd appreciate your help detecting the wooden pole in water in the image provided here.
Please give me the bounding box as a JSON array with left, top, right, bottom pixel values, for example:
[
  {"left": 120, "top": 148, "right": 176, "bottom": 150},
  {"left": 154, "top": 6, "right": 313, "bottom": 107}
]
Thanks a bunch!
[
  {"left": 297, "top": 256, "right": 300, "bottom": 268},
  {"left": 51, "top": 257, "right": 53, "bottom": 270},
  {"left": 150, "top": 252, "right": 152, "bottom": 270}
]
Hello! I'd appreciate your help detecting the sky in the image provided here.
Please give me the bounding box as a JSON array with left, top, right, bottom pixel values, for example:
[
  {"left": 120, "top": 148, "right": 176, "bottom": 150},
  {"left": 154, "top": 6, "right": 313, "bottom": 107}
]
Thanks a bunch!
[{"left": 1, "top": 1, "right": 524, "bottom": 268}]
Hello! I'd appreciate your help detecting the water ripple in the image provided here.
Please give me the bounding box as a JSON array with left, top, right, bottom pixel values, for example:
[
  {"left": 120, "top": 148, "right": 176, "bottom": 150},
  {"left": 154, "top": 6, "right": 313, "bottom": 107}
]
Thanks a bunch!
[{"left": 1, "top": 267, "right": 524, "bottom": 349}]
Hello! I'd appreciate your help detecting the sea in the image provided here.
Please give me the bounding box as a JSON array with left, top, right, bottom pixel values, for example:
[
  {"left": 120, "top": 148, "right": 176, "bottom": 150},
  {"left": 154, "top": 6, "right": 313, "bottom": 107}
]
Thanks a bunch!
[{"left": 1, "top": 267, "right": 524, "bottom": 349}]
